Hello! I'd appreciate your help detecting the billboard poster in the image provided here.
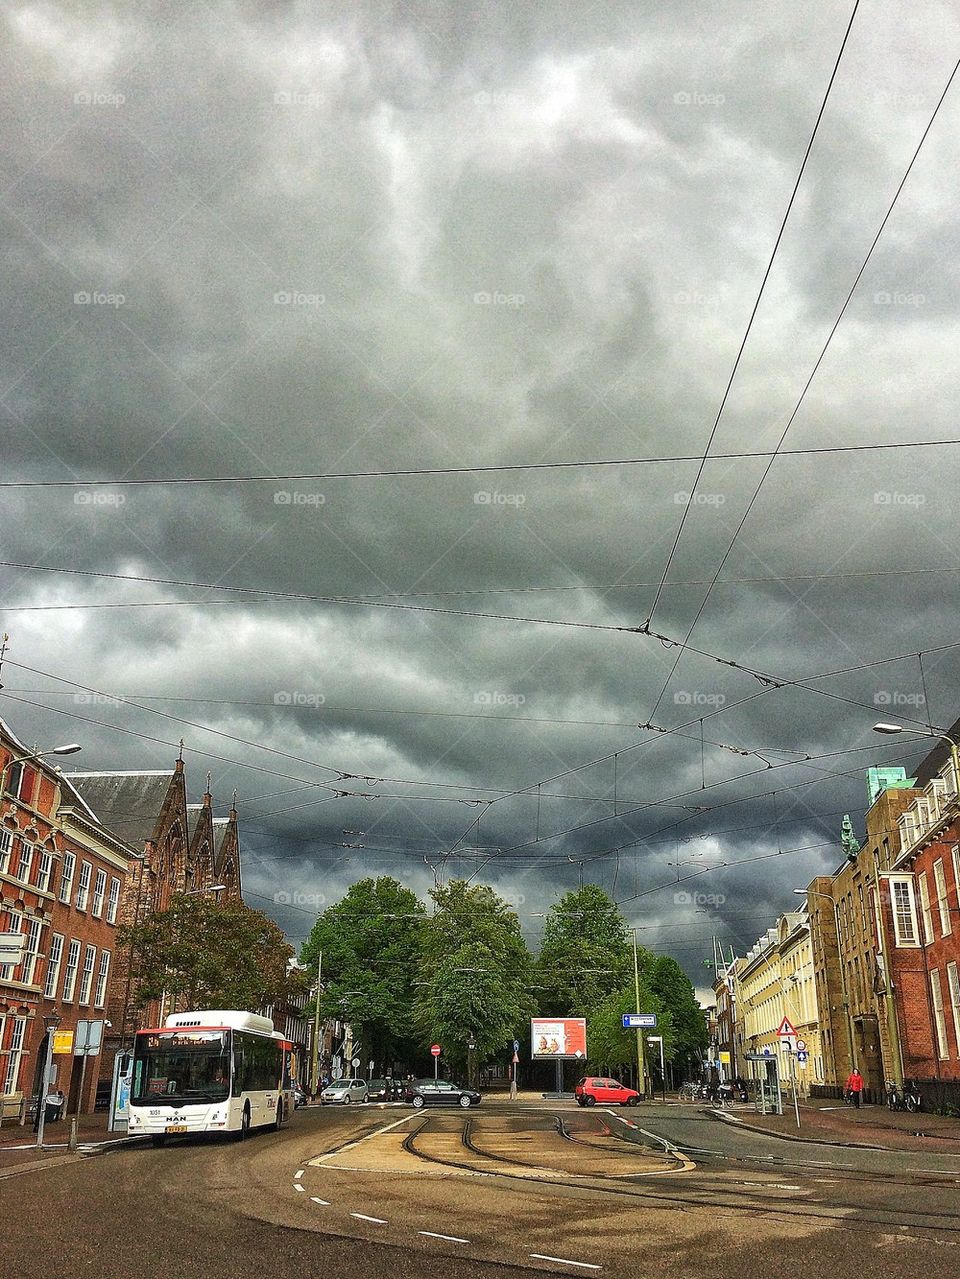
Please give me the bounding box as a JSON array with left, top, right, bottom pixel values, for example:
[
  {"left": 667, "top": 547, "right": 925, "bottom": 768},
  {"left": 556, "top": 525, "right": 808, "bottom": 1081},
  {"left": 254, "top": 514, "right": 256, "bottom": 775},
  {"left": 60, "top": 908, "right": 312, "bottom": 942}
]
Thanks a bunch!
[{"left": 530, "top": 1017, "right": 587, "bottom": 1060}]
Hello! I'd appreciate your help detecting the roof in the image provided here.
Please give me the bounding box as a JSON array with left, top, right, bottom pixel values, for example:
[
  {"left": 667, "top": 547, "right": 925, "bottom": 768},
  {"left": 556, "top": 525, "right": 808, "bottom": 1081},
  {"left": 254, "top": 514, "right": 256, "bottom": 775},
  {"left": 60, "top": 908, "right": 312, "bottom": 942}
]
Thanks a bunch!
[
  {"left": 913, "top": 716, "right": 960, "bottom": 786},
  {"left": 65, "top": 770, "right": 175, "bottom": 846}
]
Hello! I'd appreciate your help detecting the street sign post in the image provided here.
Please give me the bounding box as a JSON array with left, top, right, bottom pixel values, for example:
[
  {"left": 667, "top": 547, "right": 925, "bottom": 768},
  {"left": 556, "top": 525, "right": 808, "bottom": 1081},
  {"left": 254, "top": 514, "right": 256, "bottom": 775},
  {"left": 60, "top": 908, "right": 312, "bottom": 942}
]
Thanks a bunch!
[
  {"left": 622, "top": 1013, "right": 657, "bottom": 1029},
  {"left": 431, "top": 1043, "right": 441, "bottom": 1079}
]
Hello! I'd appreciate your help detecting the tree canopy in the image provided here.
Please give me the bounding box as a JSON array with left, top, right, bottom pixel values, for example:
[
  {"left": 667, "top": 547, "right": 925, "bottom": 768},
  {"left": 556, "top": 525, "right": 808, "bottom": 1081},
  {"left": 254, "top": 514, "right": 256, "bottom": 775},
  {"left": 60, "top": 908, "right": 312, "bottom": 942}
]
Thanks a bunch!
[{"left": 121, "top": 894, "right": 302, "bottom": 1011}]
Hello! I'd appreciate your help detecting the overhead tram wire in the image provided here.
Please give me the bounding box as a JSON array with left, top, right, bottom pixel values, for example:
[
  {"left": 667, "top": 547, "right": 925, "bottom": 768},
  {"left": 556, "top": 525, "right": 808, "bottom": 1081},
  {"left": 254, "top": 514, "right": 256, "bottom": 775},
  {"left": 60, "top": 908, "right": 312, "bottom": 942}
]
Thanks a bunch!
[
  {"left": 643, "top": 0, "right": 862, "bottom": 628},
  {"left": 644, "top": 51, "right": 960, "bottom": 723}
]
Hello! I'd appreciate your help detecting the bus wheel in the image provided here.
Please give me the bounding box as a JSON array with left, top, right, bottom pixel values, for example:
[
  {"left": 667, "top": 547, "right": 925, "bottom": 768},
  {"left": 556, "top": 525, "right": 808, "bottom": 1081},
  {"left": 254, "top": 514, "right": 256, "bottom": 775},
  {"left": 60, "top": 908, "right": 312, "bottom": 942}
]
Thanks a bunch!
[
  {"left": 151, "top": 1135, "right": 167, "bottom": 1147},
  {"left": 274, "top": 1100, "right": 284, "bottom": 1132}
]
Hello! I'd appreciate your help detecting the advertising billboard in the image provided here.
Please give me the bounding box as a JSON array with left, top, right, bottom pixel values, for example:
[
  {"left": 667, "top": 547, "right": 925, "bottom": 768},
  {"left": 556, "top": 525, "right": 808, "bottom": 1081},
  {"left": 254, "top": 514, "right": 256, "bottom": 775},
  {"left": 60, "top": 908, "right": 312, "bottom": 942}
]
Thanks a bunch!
[{"left": 530, "top": 1018, "right": 587, "bottom": 1060}]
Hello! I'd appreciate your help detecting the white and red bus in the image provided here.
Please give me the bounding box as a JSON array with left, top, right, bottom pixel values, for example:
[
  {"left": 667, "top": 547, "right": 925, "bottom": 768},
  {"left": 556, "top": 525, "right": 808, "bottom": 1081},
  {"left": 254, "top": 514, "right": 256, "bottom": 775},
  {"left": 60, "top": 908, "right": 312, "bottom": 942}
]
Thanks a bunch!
[{"left": 129, "top": 1010, "right": 295, "bottom": 1144}]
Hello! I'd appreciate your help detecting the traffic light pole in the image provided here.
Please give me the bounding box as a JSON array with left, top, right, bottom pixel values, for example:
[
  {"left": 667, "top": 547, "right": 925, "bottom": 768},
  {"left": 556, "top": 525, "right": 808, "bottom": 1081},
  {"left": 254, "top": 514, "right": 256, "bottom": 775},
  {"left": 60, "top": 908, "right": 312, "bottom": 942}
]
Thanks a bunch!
[{"left": 632, "top": 929, "right": 647, "bottom": 1097}]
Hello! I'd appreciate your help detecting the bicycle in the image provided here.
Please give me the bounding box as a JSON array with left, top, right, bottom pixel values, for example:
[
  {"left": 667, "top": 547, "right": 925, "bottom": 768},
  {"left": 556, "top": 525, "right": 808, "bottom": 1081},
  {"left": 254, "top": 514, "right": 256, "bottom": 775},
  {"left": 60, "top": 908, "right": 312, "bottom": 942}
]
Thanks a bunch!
[
  {"left": 677, "top": 1082, "right": 704, "bottom": 1102},
  {"left": 886, "top": 1078, "right": 922, "bottom": 1112}
]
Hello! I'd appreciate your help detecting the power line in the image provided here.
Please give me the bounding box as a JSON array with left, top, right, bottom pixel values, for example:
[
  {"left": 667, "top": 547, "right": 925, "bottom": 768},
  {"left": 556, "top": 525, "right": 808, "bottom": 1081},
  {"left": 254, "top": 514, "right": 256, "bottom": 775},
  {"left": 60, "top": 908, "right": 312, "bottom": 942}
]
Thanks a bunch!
[
  {"left": 644, "top": 50, "right": 960, "bottom": 720},
  {"left": 2, "top": 436, "right": 960, "bottom": 491},
  {"left": 645, "top": 0, "right": 861, "bottom": 625}
]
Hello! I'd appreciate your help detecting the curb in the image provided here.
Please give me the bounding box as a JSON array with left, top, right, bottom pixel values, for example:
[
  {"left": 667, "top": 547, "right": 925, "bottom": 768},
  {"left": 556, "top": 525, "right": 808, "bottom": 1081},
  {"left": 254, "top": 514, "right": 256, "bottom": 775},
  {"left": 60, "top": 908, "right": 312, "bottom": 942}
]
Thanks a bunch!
[
  {"left": 0, "top": 1152, "right": 84, "bottom": 1179},
  {"left": 707, "top": 1107, "right": 896, "bottom": 1151}
]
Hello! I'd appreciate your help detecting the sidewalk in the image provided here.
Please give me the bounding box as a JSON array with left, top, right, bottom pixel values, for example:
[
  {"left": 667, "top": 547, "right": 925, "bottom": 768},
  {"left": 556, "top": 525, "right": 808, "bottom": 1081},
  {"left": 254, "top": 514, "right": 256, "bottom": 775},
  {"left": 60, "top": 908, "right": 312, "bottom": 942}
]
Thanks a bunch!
[
  {"left": 0, "top": 1111, "right": 136, "bottom": 1175},
  {"left": 724, "top": 1097, "right": 960, "bottom": 1153}
]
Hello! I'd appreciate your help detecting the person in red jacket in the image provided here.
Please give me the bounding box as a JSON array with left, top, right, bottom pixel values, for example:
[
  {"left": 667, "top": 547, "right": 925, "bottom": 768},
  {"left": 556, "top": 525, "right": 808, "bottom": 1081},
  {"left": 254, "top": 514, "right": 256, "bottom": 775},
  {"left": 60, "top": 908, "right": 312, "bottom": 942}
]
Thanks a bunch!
[{"left": 845, "top": 1067, "right": 864, "bottom": 1109}]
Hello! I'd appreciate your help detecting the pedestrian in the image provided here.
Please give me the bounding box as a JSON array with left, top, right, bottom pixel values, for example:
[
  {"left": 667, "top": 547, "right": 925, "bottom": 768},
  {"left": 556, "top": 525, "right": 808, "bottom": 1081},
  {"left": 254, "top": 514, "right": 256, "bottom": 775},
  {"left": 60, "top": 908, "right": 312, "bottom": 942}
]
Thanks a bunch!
[
  {"left": 708, "top": 1065, "right": 721, "bottom": 1104},
  {"left": 845, "top": 1066, "right": 864, "bottom": 1110}
]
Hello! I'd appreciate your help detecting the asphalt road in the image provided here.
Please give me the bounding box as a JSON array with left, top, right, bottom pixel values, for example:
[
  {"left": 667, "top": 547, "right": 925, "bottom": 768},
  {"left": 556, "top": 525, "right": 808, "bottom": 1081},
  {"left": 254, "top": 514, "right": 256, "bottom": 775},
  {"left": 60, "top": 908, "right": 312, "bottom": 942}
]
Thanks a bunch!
[{"left": 2, "top": 1100, "right": 959, "bottom": 1279}]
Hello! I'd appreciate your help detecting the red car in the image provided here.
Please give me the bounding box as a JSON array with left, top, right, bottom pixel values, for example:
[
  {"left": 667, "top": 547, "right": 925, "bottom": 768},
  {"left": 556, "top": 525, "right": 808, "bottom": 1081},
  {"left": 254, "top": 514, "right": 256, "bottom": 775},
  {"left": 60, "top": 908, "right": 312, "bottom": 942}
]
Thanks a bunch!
[{"left": 575, "top": 1076, "right": 640, "bottom": 1107}]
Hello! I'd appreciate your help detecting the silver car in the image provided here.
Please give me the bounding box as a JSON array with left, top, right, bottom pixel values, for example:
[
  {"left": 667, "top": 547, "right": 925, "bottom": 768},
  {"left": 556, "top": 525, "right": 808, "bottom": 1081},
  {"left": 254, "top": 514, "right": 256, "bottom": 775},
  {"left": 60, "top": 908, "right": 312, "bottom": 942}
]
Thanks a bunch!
[{"left": 320, "top": 1078, "right": 368, "bottom": 1105}]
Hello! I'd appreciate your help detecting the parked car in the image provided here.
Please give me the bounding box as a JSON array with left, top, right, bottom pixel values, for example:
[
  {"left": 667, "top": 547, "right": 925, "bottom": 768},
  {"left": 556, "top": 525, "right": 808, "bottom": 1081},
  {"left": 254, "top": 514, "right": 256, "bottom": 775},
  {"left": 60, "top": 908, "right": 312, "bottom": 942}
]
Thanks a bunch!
[
  {"left": 367, "top": 1078, "right": 391, "bottom": 1102},
  {"left": 575, "top": 1077, "right": 640, "bottom": 1107},
  {"left": 320, "top": 1078, "right": 368, "bottom": 1105},
  {"left": 292, "top": 1082, "right": 310, "bottom": 1109},
  {"left": 404, "top": 1079, "right": 481, "bottom": 1109}
]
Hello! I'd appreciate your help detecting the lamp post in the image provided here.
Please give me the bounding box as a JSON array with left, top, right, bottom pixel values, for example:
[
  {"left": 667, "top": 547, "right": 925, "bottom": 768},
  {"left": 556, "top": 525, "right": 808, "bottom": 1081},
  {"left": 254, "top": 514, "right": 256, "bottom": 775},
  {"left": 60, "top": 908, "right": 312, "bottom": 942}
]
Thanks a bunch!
[
  {"left": 34, "top": 1010, "right": 62, "bottom": 1149},
  {"left": 466, "top": 1032, "right": 478, "bottom": 1091},
  {"left": 630, "top": 927, "right": 647, "bottom": 1098},
  {"left": 0, "top": 743, "right": 81, "bottom": 796},
  {"left": 793, "top": 888, "right": 856, "bottom": 1082},
  {"left": 647, "top": 1035, "right": 666, "bottom": 1101}
]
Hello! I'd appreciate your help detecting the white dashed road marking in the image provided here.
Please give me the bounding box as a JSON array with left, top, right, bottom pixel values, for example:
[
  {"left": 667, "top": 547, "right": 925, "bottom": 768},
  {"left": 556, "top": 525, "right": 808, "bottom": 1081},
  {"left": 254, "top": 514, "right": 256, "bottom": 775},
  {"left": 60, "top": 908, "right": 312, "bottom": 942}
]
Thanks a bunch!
[
  {"left": 293, "top": 1184, "right": 305, "bottom": 1193},
  {"left": 529, "top": 1255, "right": 601, "bottom": 1270},
  {"left": 351, "top": 1213, "right": 388, "bottom": 1224},
  {"left": 294, "top": 1169, "right": 303, "bottom": 1179},
  {"left": 418, "top": 1232, "right": 470, "bottom": 1243}
]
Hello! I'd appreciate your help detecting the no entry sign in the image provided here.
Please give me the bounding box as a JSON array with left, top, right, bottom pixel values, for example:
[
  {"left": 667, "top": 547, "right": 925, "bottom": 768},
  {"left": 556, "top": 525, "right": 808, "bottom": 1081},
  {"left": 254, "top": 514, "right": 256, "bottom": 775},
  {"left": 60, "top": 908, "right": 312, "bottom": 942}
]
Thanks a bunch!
[{"left": 430, "top": 1044, "right": 441, "bottom": 1057}]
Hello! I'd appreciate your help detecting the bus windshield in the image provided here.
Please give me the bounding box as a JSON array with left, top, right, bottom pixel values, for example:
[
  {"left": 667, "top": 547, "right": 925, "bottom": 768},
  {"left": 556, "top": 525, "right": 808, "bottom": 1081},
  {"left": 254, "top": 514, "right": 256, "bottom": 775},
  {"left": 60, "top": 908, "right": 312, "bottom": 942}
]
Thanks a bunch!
[{"left": 132, "top": 1030, "right": 231, "bottom": 1104}]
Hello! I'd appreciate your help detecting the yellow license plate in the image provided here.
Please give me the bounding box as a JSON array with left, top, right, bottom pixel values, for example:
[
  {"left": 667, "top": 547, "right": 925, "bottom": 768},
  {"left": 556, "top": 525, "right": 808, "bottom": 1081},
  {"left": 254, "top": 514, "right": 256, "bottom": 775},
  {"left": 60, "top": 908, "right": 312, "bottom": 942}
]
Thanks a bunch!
[{"left": 165, "top": 1124, "right": 188, "bottom": 1133}]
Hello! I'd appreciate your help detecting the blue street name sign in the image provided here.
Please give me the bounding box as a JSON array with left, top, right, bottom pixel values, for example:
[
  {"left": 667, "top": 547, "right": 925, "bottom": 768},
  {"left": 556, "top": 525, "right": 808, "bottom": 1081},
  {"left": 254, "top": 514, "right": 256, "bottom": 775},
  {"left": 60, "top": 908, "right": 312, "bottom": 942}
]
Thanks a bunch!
[{"left": 622, "top": 1013, "right": 657, "bottom": 1028}]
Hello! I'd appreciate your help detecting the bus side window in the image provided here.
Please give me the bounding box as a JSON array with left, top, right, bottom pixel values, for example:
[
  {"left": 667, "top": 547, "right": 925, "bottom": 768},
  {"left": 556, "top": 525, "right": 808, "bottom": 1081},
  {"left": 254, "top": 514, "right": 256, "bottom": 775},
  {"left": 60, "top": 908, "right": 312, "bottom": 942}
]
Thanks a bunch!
[{"left": 234, "top": 1050, "right": 245, "bottom": 1092}]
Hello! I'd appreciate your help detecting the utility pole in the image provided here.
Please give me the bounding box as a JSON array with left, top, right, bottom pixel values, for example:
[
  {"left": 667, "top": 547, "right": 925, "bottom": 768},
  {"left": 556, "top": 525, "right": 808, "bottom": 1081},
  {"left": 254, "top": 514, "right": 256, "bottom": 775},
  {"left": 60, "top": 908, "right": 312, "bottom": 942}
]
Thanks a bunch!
[
  {"left": 311, "top": 949, "right": 323, "bottom": 1095},
  {"left": 631, "top": 928, "right": 647, "bottom": 1096}
]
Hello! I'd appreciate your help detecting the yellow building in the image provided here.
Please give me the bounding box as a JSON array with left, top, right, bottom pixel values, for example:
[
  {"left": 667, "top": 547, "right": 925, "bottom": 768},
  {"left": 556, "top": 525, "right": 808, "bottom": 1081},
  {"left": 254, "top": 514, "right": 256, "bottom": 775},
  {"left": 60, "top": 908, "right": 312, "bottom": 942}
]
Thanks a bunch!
[{"left": 735, "top": 912, "right": 825, "bottom": 1093}]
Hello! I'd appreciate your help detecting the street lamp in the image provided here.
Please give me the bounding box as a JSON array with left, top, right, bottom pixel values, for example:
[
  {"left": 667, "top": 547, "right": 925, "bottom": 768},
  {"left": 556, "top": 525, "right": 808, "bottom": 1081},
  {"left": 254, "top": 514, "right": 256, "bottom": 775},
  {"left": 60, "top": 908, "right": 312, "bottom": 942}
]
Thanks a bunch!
[
  {"left": 793, "top": 887, "right": 856, "bottom": 1079},
  {"left": 186, "top": 883, "right": 227, "bottom": 895},
  {"left": 34, "top": 1009, "right": 62, "bottom": 1149},
  {"left": 873, "top": 722, "right": 960, "bottom": 793},
  {"left": 1, "top": 743, "right": 81, "bottom": 795}
]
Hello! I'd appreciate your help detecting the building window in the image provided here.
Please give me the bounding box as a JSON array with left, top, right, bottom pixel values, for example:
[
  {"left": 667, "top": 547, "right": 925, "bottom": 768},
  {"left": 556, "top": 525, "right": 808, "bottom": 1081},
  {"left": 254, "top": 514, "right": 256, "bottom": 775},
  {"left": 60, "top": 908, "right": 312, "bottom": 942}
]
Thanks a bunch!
[
  {"left": 107, "top": 877, "right": 121, "bottom": 924},
  {"left": 934, "top": 859, "right": 952, "bottom": 936},
  {"left": 931, "top": 969, "right": 950, "bottom": 1060},
  {"left": 78, "top": 944, "right": 97, "bottom": 1004},
  {"left": 15, "top": 839, "right": 33, "bottom": 885},
  {"left": 0, "top": 910, "right": 22, "bottom": 982},
  {"left": 918, "top": 872, "right": 935, "bottom": 944},
  {"left": 3, "top": 1016, "right": 27, "bottom": 1094},
  {"left": 94, "top": 950, "right": 111, "bottom": 1008},
  {"left": 36, "top": 849, "right": 55, "bottom": 893},
  {"left": 62, "top": 939, "right": 81, "bottom": 1002},
  {"left": 0, "top": 828, "right": 11, "bottom": 875},
  {"left": 76, "top": 861, "right": 92, "bottom": 911},
  {"left": 59, "top": 852, "right": 76, "bottom": 904},
  {"left": 889, "top": 876, "right": 920, "bottom": 946},
  {"left": 5, "top": 761, "right": 25, "bottom": 800},
  {"left": 45, "top": 934, "right": 64, "bottom": 998},
  {"left": 948, "top": 962, "right": 960, "bottom": 1060},
  {"left": 21, "top": 917, "right": 44, "bottom": 987},
  {"left": 92, "top": 868, "right": 107, "bottom": 918}
]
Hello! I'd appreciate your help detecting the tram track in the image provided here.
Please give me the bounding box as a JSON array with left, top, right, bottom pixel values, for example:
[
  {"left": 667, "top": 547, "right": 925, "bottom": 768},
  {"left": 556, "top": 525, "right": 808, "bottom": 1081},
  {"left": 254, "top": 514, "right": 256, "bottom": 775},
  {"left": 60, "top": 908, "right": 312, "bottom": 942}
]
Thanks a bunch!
[{"left": 398, "top": 1111, "right": 960, "bottom": 1241}]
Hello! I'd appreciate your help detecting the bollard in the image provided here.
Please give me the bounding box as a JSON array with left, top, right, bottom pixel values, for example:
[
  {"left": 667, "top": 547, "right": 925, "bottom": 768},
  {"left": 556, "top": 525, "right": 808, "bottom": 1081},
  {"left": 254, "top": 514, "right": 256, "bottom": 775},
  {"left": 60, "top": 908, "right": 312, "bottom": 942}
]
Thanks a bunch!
[{"left": 68, "top": 1116, "right": 78, "bottom": 1151}]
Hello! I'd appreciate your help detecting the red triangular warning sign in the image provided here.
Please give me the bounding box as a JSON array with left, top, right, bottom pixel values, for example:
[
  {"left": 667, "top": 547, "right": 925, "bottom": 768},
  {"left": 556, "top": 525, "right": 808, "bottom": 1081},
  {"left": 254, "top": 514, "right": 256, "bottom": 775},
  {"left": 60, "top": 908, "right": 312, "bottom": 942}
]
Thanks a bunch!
[{"left": 776, "top": 1016, "right": 798, "bottom": 1038}]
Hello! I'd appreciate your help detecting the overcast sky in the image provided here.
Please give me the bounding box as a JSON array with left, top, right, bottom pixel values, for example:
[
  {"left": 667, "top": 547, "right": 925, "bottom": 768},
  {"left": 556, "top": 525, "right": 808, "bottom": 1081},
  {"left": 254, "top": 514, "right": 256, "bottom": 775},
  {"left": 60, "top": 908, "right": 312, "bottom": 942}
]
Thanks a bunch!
[{"left": 2, "top": 1, "right": 959, "bottom": 995}]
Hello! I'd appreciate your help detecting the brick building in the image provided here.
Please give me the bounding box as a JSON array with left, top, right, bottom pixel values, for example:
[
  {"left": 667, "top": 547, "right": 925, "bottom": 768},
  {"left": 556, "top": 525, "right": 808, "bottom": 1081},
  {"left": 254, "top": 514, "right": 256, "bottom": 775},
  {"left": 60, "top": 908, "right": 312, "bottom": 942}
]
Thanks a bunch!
[
  {"left": 0, "top": 720, "right": 134, "bottom": 1119},
  {"left": 66, "top": 761, "right": 244, "bottom": 1089},
  {"left": 873, "top": 733, "right": 960, "bottom": 1110}
]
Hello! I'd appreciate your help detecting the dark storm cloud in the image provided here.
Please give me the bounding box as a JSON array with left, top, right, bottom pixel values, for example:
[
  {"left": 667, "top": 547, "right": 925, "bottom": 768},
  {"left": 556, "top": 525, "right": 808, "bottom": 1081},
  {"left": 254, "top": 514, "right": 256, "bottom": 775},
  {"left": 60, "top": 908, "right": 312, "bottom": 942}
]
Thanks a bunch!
[{"left": 3, "top": 0, "right": 960, "bottom": 983}]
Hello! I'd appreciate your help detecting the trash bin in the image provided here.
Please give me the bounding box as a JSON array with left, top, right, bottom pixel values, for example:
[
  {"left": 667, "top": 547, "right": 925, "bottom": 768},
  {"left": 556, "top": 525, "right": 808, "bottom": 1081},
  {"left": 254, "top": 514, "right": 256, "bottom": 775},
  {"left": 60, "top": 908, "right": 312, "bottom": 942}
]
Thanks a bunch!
[{"left": 44, "top": 1101, "right": 63, "bottom": 1123}]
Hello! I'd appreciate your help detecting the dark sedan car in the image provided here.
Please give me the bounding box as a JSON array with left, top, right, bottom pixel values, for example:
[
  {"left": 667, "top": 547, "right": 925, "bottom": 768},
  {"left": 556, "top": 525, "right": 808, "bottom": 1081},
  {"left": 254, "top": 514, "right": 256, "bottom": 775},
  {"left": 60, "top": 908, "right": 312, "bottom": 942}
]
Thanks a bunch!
[{"left": 405, "top": 1079, "right": 481, "bottom": 1109}]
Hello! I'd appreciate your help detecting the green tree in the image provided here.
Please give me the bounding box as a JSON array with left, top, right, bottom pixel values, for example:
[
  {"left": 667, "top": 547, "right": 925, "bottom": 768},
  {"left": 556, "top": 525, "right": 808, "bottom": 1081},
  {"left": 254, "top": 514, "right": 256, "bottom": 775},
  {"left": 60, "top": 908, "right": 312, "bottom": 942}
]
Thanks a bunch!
[
  {"left": 301, "top": 877, "right": 427, "bottom": 1070},
  {"left": 588, "top": 983, "right": 672, "bottom": 1072},
  {"left": 121, "top": 894, "right": 302, "bottom": 1010},
  {"left": 415, "top": 880, "right": 534, "bottom": 1074},
  {"left": 646, "top": 954, "right": 708, "bottom": 1072},
  {"left": 535, "top": 885, "right": 634, "bottom": 1017}
]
